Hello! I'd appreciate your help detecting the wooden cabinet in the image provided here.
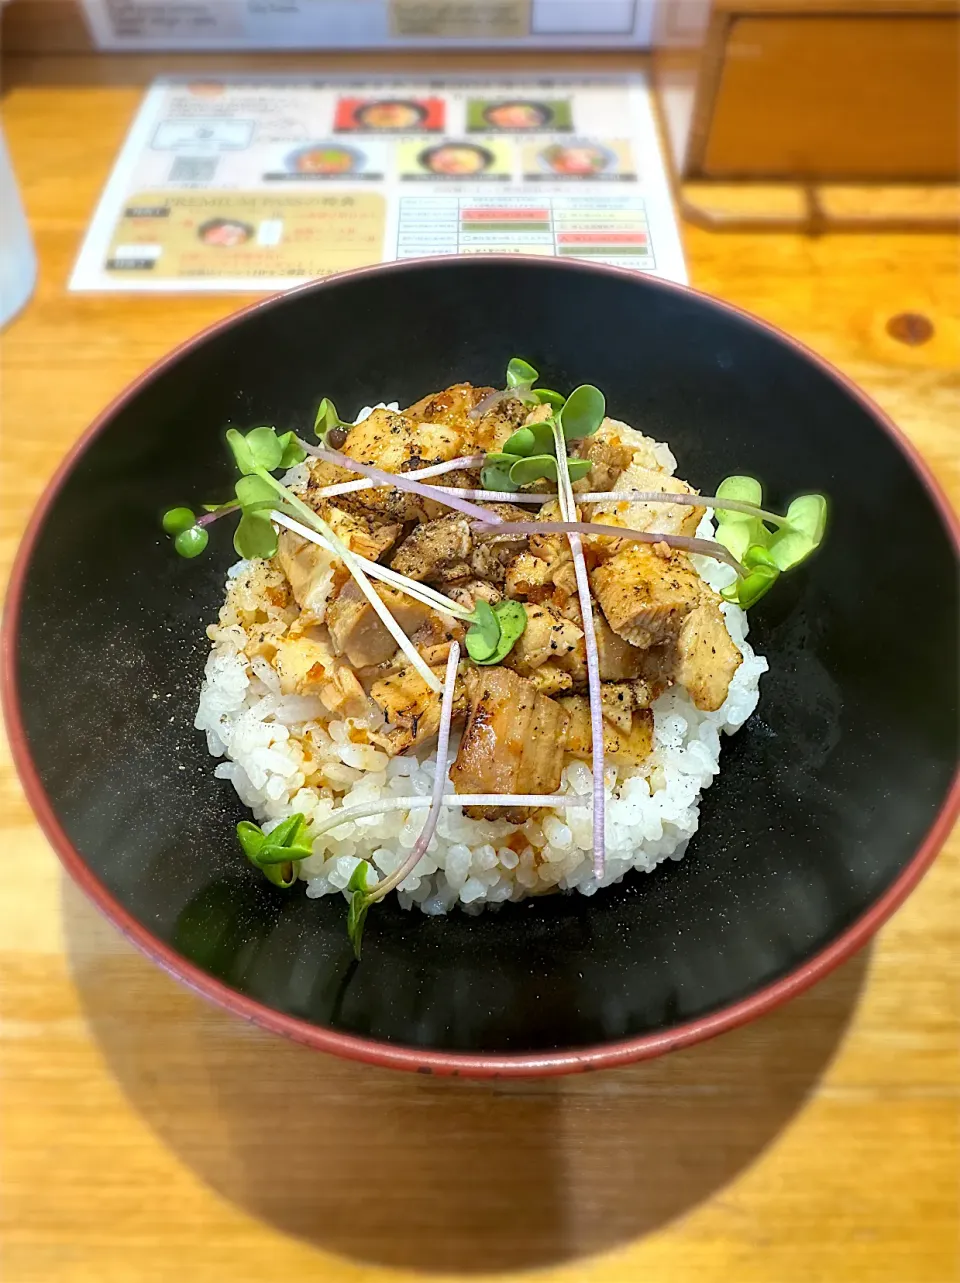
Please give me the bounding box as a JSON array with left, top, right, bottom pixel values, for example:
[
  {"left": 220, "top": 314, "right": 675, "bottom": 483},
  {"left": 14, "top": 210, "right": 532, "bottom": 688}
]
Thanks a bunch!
[{"left": 655, "top": 0, "right": 960, "bottom": 182}]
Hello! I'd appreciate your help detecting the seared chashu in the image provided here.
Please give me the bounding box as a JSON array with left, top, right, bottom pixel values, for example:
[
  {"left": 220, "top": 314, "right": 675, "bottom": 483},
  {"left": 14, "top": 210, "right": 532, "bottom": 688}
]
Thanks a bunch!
[
  {"left": 590, "top": 543, "right": 705, "bottom": 649},
  {"left": 450, "top": 667, "right": 568, "bottom": 820},
  {"left": 368, "top": 663, "right": 469, "bottom": 755},
  {"left": 326, "top": 581, "right": 436, "bottom": 668},
  {"left": 559, "top": 691, "right": 654, "bottom": 767}
]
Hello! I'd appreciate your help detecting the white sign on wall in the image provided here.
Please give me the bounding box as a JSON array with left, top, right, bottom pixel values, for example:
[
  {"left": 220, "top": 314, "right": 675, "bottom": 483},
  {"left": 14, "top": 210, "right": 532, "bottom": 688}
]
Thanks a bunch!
[{"left": 81, "top": 0, "right": 656, "bottom": 50}]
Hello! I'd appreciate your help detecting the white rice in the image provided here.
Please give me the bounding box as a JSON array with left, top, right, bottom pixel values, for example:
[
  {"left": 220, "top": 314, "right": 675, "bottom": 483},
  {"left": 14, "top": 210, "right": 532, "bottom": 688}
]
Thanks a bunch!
[{"left": 194, "top": 497, "right": 767, "bottom": 915}]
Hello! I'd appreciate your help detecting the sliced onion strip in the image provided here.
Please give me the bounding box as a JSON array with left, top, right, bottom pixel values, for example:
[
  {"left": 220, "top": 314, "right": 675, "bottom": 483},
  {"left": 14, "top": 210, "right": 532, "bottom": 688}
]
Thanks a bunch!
[
  {"left": 468, "top": 388, "right": 512, "bottom": 419},
  {"left": 473, "top": 520, "right": 745, "bottom": 576},
  {"left": 309, "top": 454, "right": 485, "bottom": 501},
  {"left": 300, "top": 443, "right": 502, "bottom": 525},
  {"left": 581, "top": 489, "right": 786, "bottom": 524},
  {"left": 311, "top": 792, "right": 588, "bottom": 839},
  {"left": 271, "top": 511, "right": 475, "bottom": 624},
  {"left": 365, "top": 642, "right": 460, "bottom": 904},
  {"left": 550, "top": 420, "right": 606, "bottom": 880},
  {"left": 267, "top": 504, "right": 441, "bottom": 691}
]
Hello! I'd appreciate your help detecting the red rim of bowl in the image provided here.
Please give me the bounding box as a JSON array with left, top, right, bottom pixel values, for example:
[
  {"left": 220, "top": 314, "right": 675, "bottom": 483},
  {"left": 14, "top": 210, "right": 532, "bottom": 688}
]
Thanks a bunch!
[{"left": 4, "top": 255, "right": 959, "bottom": 1078}]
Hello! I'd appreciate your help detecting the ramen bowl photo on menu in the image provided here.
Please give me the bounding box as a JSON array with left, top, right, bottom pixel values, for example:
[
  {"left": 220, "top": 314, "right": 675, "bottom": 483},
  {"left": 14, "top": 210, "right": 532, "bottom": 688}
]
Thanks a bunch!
[{"left": 5, "top": 257, "right": 958, "bottom": 1076}]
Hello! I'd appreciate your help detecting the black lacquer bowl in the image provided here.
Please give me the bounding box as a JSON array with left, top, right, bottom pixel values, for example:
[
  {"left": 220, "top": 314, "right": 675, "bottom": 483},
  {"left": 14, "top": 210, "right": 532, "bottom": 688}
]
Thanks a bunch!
[{"left": 4, "top": 257, "right": 958, "bottom": 1075}]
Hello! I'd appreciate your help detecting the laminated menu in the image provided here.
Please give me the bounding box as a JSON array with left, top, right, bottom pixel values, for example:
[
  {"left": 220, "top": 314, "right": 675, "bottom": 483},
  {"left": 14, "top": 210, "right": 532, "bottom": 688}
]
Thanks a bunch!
[{"left": 70, "top": 75, "right": 687, "bottom": 292}]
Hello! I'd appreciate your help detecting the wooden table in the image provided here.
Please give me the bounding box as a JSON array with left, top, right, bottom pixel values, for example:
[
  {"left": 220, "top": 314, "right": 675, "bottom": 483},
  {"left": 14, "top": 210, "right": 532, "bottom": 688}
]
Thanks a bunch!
[{"left": 1, "top": 54, "right": 958, "bottom": 1283}]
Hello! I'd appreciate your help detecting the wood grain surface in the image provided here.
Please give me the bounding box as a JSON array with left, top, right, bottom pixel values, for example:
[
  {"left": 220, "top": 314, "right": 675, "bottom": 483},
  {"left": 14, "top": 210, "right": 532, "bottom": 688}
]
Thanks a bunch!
[{"left": 1, "top": 54, "right": 958, "bottom": 1283}]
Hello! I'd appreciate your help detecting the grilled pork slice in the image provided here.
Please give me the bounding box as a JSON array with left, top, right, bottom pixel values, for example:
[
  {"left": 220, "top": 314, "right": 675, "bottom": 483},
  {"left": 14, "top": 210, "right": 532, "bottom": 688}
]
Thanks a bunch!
[
  {"left": 504, "top": 500, "right": 577, "bottom": 603},
  {"left": 277, "top": 529, "right": 338, "bottom": 623},
  {"left": 323, "top": 505, "right": 401, "bottom": 562},
  {"left": 588, "top": 463, "right": 704, "bottom": 539},
  {"left": 404, "top": 382, "right": 527, "bottom": 455},
  {"left": 368, "top": 663, "right": 469, "bottom": 756},
  {"left": 325, "top": 407, "right": 463, "bottom": 522},
  {"left": 271, "top": 635, "right": 333, "bottom": 696},
  {"left": 342, "top": 406, "right": 462, "bottom": 472},
  {"left": 446, "top": 579, "right": 502, "bottom": 610},
  {"left": 316, "top": 663, "right": 380, "bottom": 722},
  {"left": 502, "top": 602, "right": 583, "bottom": 675},
  {"left": 572, "top": 422, "right": 637, "bottom": 492},
  {"left": 674, "top": 600, "right": 742, "bottom": 712},
  {"left": 403, "top": 382, "right": 492, "bottom": 429},
  {"left": 593, "top": 609, "right": 647, "bottom": 681},
  {"left": 449, "top": 667, "right": 568, "bottom": 821},
  {"left": 591, "top": 543, "right": 703, "bottom": 649},
  {"left": 622, "top": 596, "right": 742, "bottom": 713},
  {"left": 559, "top": 692, "right": 654, "bottom": 767},
  {"left": 326, "top": 581, "right": 435, "bottom": 668},
  {"left": 580, "top": 416, "right": 678, "bottom": 478},
  {"left": 389, "top": 515, "right": 473, "bottom": 583},
  {"left": 389, "top": 507, "right": 529, "bottom": 587}
]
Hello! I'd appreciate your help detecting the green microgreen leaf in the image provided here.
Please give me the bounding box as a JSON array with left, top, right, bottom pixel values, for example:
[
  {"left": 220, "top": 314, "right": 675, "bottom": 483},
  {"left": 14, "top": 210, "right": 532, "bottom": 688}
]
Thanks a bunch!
[
  {"left": 786, "top": 494, "right": 827, "bottom": 543},
  {"left": 714, "top": 520, "right": 755, "bottom": 563},
  {"left": 236, "top": 815, "right": 312, "bottom": 893},
  {"left": 234, "top": 511, "right": 279, "bottom": 560},
  {"left": 261, "top": 814, "right": 306, "bottom": 853},
  {"left": 503, "top": 421, "right": 556, "bottom": 457},
  {"left": 262, "top": 861, "right": 297, "bottom": 889},
  {"left": 722, "top": 544, "right": 780, "bottom": 609},
  {"left": 277, "top": 430, "right": 307, "bottom": 469},
  {"left": 533, "top": 388, "right": 566, "bottom": 410},
  {"left": 226, "top": 426, "right": 284, "bottom": 475},
  {"left": 314, "top": 397, "right": 350, "bottom": 445},
  {"left": 225, "top": 427, "right": 254, "bottom": 474},
  {"left": 557, "top": 385, "right": 605, "bottom": 440},
  {"left": 509, "top": 453, "right": 558, "bottom": 486},
  {"left": 566, "top": 458, "right": 593, "bottom": 483},
  {"left": 173, "top": 526, "right": 208, "bottom": 558},
  {"left": 471, "top": 600, "right": 528, "bottom": 666},
  {"left": 237, "top": 820, "right": 266, "bottom": 863},
  {"left": 502, "top": 427, "right": 535, "bottom": 457},
  {"left": 767, "top": 494, "right": 828, "bottom": 571},
  {"left": 506, "top": 357, "right": 538, "bottom": 388},
  {"left": 714, "top": 475, "right": 764, "bottom": 522},
  {"left": 481, "top": 462, "right": 519, "bottom": 492},
  {"left": 162, "top": 506, "right": 196, "bottom": 535},
  {"left": 245, "top": 426, "right": 284, "bottom": 471},
  {"left": 347, "top": 862, "right": 375, "bottom": 894},
  {"left": 347, "top": 890, "right": 370, "bottom": 959},
  {"left": 713, "top": 476, "right": 769, "bottom": 562},
  {"left": 346, "top": 861, "right": 377, "bottom": 959},
  {"left": 201, "top": 499, "right": 239, "bottom": 514},
  {"left": 464, "top": 598, "right": 501, "bottom": 661},
  {"left": 235, "top": 472, "right": 279, "bottom": 511}
]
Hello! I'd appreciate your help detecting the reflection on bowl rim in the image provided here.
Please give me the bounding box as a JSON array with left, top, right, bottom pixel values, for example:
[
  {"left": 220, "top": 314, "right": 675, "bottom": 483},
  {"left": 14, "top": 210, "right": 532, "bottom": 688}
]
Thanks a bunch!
[{"left": 3, "top": 255, "right": 958, "bottom": 1078}]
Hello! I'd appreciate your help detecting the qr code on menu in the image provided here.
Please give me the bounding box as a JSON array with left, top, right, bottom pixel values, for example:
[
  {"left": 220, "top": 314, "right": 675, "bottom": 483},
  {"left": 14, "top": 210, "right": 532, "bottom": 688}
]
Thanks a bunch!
[{"left": 168, "top": 156, "right": 220, "bottom": 183}]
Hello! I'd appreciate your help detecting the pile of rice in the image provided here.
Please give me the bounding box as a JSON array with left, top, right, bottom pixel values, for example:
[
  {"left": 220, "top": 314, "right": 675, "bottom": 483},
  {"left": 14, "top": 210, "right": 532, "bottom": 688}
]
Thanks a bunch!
[{"left": 195, "top": 500, "right": 767, "bottom": 915}]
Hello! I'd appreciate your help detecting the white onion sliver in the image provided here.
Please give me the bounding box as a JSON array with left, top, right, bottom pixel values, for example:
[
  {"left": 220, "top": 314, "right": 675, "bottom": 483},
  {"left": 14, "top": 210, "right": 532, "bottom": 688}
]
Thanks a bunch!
[
  {"left": 270, "top": 511, "right": 473, "bottom": 625},
  {"left": 302, "top": 443, "right": 502, "bottom": 525},
  {"left": 312, "top": 792, "right": 587, "bottom": 837},
  {"left": 477, "top": 520, "right": 744, "bottom": 575},
  {"left": 310, "top": 454, "right": 484, "bottom": 501},
  {"left": 365, "top": 643, "right": 460, "bottom": 903},
  {"left": 549, "top": 418, "right": 606, "bottom": 879},
  {"left": 270, "top": 504, "right": 441, "bottom": 691}
]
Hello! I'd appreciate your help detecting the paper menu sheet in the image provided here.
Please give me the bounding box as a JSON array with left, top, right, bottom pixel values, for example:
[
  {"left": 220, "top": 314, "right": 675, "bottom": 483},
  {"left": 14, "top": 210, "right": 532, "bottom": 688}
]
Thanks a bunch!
[
  {"left": 81, "top": 1, "right": 656, "bottom": 49},
  {"left": 70, "top": 76, "right": 687, "bottom": 292}
]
